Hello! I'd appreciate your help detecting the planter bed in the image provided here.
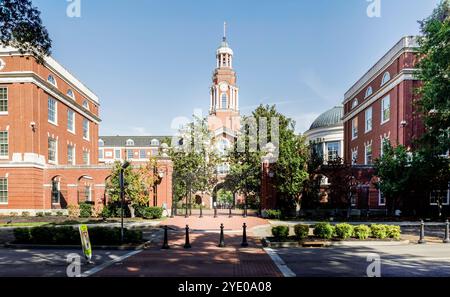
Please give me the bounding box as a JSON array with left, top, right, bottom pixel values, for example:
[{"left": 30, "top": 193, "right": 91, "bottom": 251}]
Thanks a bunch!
[{"left": 262, "top": 236, "right": 409, "bottom": 248}]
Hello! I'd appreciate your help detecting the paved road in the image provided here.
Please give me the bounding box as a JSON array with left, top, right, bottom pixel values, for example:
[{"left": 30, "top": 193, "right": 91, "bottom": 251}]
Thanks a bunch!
[
  {"left": 0, "top": 248, "right": 130, "bottom": 277},
  {"left": 274, "top": 244, "right": 450, "bottom": 277}
]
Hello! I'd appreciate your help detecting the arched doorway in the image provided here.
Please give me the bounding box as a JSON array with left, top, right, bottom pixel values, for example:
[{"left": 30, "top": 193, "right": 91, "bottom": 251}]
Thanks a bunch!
[
  {"left": 50, "top": 176, "right": 67, "bottom": 209},
  {"left": 212, "top": 183, "right": 236, "bottom": 212},
  {"left": 77, "top": 175, "right": 94, "bottom": 205}
]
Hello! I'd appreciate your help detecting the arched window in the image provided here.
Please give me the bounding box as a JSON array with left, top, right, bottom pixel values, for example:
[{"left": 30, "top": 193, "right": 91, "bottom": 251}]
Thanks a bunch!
[
  {"left": 381, "top": 72, "right": 391, "bottom": 86},
  {"left": 98, "top": 139, "right": 104, "bottom": 147},
  {"left": 365, "top": 86, "right": 373, "bottom": 98},
  {"left": 126, "top": 139, "right": 134, "bottom": 146},
  {"left": 352, "top": 98, "right": 358, "bottom": 109},
  {"left": 221, "top": 93, "right": 227, "bottom": 109},
  {"left": 218, "top": 138, "right": 230, "bottom": 156},
  {"left": 67, "top": 89, "right": 74, "bottom": 99},
  {"left": 151, "top": 139, "right": 160, "bottom": 146},
  {"left": 48, "top": 75, "right": 57, "bottom": 86},
  {"left": 0, "top": 59, "right": 5, "bottom": 71}
]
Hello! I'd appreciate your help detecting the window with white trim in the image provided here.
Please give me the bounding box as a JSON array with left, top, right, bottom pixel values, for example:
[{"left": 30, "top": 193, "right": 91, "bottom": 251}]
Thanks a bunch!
[
  {"left": 48, "top": 97, "right": 57, "bottom": 124},
  {"left": 221, "top": 93, "right": 227, "bottom": 109},
  {"left": 0, "top": 177, "right": 7, "bottom": 204},
  {"left": 365, "top": 107, "right": 372, "bottom": 133},
  {"left": 380, "top": 138, "right": 389, "bottom": 157},
  {"left": 67, "top": 145, "right": 75, "bottom": 165},
  {"left": 365, "top": 143, "right": 373, "bottom": 165},
  {"left": 381, "top": 95, "right": 390, "bottom": 123},
  {"left": 0, "top": 131, "right": 8, "bottom": 157},
  {"left": 47, "top": 75, "right": 57, "bottom": 86},
  {"left": 127, "top": 149, "right": 134, "bottom": 160},
  {"left": 83, "top": 151, "right": 90, "bottom": 165},
  {"left": 67, "top": 89, "right": 74, "bottom": 99},
  {"left": 51, "top": 179, "right": 60, "bottom": 204},
  {"left": 82, "top": 100, "right": 89, "bottom": 110},
  {"left": 99, "top": 149, "right": 104, "bottom": 159},
  {"left": 84, "top": 185, "right": 92, "bottom": 202},
  {"left": 82, "top": 119, "right": 89, "bottom": 140},
  {"left": 365, "top": 86, "right": 373, "bottom": 98},
  {"left": 151, "top": 139, "right": 160, "bottom": 146},
  {"left": 115, "top": 149, "right": 121, "bottom": 159},
  {"left": 430, "top": 184, "right": 450, "bottom": 206},
  {"left": 126, "top": 139, "right": 134, "bottom": 146},
  {"left": 0, "top": 59, "right": 5, "bottom": 71},
  {"left": 0, "top": 87, "right": 8, "bottom": 112},
  {"left": 48, "top": 137, "right": 57, "bottom": 163},
  {"left": 378, "top": 190, "right": 386, "bottom": 206},
  {"left": 326, "top": 141, "right": 340, "bottom": 162},
  {"left": 351, "top": 117, "right": 358, "bottom": 140},
  {"left": 381, "top": 72, "right": 391, "bottom": 86},
  {"left": 67, "top": 109, "right": 75, "bottom": 133},
  {"left": 351, "top": 150, "right": 358, "bottom": 165},
  {"left": 140, "top": 149, "right": 146, "bottom": 159},
  {"left": 99, "top": 139, "right": 104, "bottom": 147},
  {"left": 352, "top": 98, "right": 358, "bottom": 109}
]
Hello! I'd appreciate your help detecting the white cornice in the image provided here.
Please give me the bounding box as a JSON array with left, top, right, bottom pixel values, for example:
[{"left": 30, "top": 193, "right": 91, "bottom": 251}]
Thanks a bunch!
[
  {"left": 0, "top": 71, "right": 100, "bottom": 124},
  {"left": 0, "top": 46, "right": 99, "bottom": 104},
  {"left": 344, "top": 36, "right": 418, "bottom": 102},
  {"left": 342, "top": 71, "right": 415, "bottom": 122}
]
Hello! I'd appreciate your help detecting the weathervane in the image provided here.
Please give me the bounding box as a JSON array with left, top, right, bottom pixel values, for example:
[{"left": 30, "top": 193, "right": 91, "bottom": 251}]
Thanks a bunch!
[{"left": 223, "top": 21, "right": 227, "bottom": 41}]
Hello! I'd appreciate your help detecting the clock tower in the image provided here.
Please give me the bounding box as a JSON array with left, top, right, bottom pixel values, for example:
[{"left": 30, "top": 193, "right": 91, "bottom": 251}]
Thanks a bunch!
[{"left": 208, "top": 23, "right": 241, "bottom": 133}]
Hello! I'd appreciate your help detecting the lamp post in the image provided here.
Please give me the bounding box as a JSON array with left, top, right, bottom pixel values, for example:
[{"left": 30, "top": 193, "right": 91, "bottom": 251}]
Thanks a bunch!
[{"left": 120, "top": 161, "right": 131, "bottom": 243}]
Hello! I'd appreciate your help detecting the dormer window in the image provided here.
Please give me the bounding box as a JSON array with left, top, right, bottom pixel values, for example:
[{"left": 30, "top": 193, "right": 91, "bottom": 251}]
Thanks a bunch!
[
  {"left": 352, "top": 99, "right": 358, "bottom": 109},
  {"left": 151, "top": 139, "right": 160, "bottom": 146},
  {"left": 0, "top": 59, "right": 5, "bottom": 71},
  {"left": 99, "top": 139, "right": 104, "bottom": 147},
  {"left": 82, "top": 100, "right": 89, "bottom": 110},
  {"left": 67, "top": 89, "right": 74, "bottom": 99},
  {"left": 381, "top": 72, "right": 391, "bottom": 86},
  {"left": 365, "top": 86, "right": 373, "bottom": 98},
  {"left": 126, "top": 139, "right": 135, "bottom": 146},
  {"left": 47, "top": 75, "right": 57, "bottom": 87}
]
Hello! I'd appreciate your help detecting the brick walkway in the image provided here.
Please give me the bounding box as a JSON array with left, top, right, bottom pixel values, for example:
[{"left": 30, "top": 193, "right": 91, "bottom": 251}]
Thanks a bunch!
[{"left": 94, "top": 216, "right": 281, "bottom": 277}]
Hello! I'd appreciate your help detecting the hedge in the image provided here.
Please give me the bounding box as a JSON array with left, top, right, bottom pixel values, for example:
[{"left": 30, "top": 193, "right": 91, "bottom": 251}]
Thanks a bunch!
[
  {"left": 13, "top": 226, "right": 143, "bottom": 245},
  {"left": 271, "top": 226, "right": 289, "bottom": 240},
  {"left": 335, "top": 223, "right": 354, "bottom": 240},
  {"left": 294, "top": 224, "right": 309, "bottom": 240},
  {"left": 313, "top": 222, "right": 335, "bottom": 239},
  {"left": 353, "top": 225, "right": 371, "bottom": 240}
]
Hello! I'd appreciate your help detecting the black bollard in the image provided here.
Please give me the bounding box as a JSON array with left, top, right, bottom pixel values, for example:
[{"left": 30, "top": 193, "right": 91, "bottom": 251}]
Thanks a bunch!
[
  {"left": 418, "top": 219, "right": 426, "bottom": 244},
  {"left": 184, "top": 225, "right": 192, "bottom": 249},
  {"left": 444, "top": 220, "right": 450, "bottom": 244},
  {"left": 162, "top": 225, "right": 170, "bottom": 249},
  {"left": 214, "top": 207, "right": 217, "bottom": 218},
  {"left": 229, "top": 207, "right": 232, "bottom": 218},
  {"left": 199, "top": 204, "right": 203, "bottom": 218},
  {"left": 241, "top": 223, "right": 249, "bottom": 247},
  {"left": 243, "top": 204, "right": 247, "bottom": 218},
  {"left": 218, "top": 223, "right": 225, "bottom": 247}
]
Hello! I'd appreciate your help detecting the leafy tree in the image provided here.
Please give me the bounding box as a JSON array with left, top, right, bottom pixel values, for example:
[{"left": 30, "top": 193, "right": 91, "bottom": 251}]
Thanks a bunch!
[
  {"left": 301, "top": 144, "right": 324, "bottom": 209},
  {"left": 0, "top": 0, "right": 52, "bottom": 63},
  {"left": 374, "top": 141, "right": 413, "bottom": 215},
  {"left": 217, "top": 189, "right": 233, "bottom": 205}
]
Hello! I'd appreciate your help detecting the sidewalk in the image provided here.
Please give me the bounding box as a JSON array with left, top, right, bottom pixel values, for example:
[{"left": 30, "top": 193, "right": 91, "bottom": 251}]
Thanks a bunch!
[{"left": 93, "top": 231, "right": 282, "bottom": 277}]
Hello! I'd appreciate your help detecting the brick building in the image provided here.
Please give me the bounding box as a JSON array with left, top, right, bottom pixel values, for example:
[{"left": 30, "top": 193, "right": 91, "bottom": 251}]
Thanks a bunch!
[{"left": 0, "top": 46, "right": 172, "bottom": 215}]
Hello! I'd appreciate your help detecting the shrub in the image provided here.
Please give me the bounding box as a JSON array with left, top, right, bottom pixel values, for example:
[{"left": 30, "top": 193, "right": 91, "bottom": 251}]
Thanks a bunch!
[
  {"left": 21, "top": 212, "right": 30, "bottom": 217},
  {"left": 313, "top": 222, "right": 335, "bottom": 239},
  {"left": 67, "top": 205, "right": 80, "bottom": 218},
  {"left": 100, "top": 206, "right": 112, "bottom": 219},
  {"left": 370, "top": 224, "right": 388, "bottom": 239},
  {"left": 30, "top": 227, "right": 55, "bottom": 244},
  {"left": 142, "top": 207, "right": 163, "bottom": 219},
  {"left": 386, "top": 225, "right": 401, "bottom": 240},
  {"left": 53, "top": 227, "right": 79, "bottom": 244},
  {"left": 79, "top": 203, "right": 93, "bottom": 218},
  {"left": 263, "top": 209, "right": 282, "bottom": 219},
  {"left": 56, "top": 211, "right": 64, "bottom": 217},
  {"left": 44, "top": 212, "right": 52, "bottom": 217},
  {"left": 36, "top": 212, "right": 44, "bottom": 217},
  {"left": 335, "top": 223, "right": 354, "bottom": 240},
  {"left": 271, "top": 226, "right": 289, "bottom": 240},
  {"left": 294, "top": 224, "right": 309, "bottom": 240},
  {"left": 354, "top": 225, "right": 371, "bottom": 240},
  {"left": 13, "top": 228, "right": 31, "bottom": 243}
]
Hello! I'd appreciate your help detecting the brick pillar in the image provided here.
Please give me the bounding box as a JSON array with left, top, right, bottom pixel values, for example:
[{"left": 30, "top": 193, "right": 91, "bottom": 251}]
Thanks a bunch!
[
  {"left": 156, "top": 158, "right": 173, "bottom": 214},
  {"left": 261, "top": 159, "right": 277, "bottom": 210}
]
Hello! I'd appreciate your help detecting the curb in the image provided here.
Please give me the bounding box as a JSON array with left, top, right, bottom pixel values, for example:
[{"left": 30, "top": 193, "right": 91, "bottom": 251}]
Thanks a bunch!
[{"left": 3, "top": 242, "right": 149, "bottom": 250}]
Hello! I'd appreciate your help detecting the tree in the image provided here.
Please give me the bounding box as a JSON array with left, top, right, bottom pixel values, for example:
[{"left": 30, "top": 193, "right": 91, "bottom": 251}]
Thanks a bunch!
[
  {"left": 0, "top": 0, "right": 52, "bottom": 63},
  {"left": 301, "top": 144, "right": 324, "bottom": 209},
  {"left": 374, "top": 141, "right": 413, "bottom": 215},
  {"left": 413, "top": 0, "right": 450, "bottom": 213}
]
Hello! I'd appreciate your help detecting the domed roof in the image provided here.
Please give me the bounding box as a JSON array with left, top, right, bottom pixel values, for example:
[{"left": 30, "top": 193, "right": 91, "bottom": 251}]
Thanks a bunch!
[
  {"left": 309, "top": 106, "right": 343, "bottom": 130},
  {"left": 217, "top": 38, "right": 233, "bottom": 55}
]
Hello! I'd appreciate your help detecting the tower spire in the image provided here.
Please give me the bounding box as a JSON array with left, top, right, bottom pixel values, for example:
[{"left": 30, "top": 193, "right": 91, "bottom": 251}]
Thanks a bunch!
[{"left": 223, "top": 21, "right": 227, "bottom": 41}]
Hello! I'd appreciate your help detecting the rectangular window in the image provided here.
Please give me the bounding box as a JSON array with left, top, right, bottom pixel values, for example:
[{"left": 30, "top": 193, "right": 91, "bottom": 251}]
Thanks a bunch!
[
  {"left": 352, "top": 117, "right": 358, "bottom": 140},
  {"left": 0, "top": 178, "right": 7, "bottom": 204},
  {"left": 140, "top": 149, "right": 146, "bottom": 159},
  {"left": 365, "top": 143, "right": 373, "bottom": 165},
  {"left": 83, "top": 151, "right": 89, "bottom": 165},
  {"left": 326, "top": 142, "right": 340, "bottom": 162},
  {"left": 67, "top": 145, "right": 75, "bottom": 165},
  {"left": 115, "top": 149, "right": 121, "bottom": 159},
  {"left": 381, "top": 95, "right": 390, "bottom": 123},
  {"left": 351, "top": 150, "right": 358, "bottom": 165},
  {"left": 82, "top": 119, "right": 89, "bottom": 140},
  {"left": 0, "top": 131, "right": 8, "bottom": 157},
  {"left": 84, "top": 185, "right": 92, "bottom": 202},
  {"left": 380, "top": 138, "right": 389, "bottom": 157},
  {"left": 430, "top": 184, "right": 450, "bottom": 206},
  {"left": 0, "top": 87, "right": 8, "bottom": 113},
  {"left": 67, "top": 109, "right": 75, "bottom": 133},
  {"left": 378, "top": 190, "right": 386, "bottom": 206},
  {"left": 365, "top": 107, "right": 372, "bottom": 133},
  {"left": 48, "top": 138, "right": 57, "bottom": 163},
  {"left": 48, "top": 97, "right": 57, "bottom": 124},
  {"left": 99, "top": 149, "right": 104, "bottom": 159},
  {"left": 127, "top": 149, "right": 134, "bottom": 160},
  {"left": 51, "top": 180, "right": 60, "bottom": 204}
]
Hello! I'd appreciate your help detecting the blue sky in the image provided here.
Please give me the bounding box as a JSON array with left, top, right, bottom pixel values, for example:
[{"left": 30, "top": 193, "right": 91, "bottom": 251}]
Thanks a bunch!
[{"left": 32, "top": 0, "right": 439, "bottom": 135}]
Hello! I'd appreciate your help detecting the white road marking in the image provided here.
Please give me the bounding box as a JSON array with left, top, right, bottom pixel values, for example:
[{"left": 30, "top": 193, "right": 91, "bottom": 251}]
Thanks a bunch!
[
  {"left": 81, "top": 249, "right": 142, "bottom": 277},
  {"left": 263, "top": 247, "right": 296, "bottom": 277}
]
